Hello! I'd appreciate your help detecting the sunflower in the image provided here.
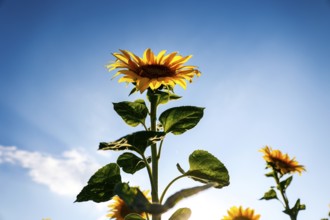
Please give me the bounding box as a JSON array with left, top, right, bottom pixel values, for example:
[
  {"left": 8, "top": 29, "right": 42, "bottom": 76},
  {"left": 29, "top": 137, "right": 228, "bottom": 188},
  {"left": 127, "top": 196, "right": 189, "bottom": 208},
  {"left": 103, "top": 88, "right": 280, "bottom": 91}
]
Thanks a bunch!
[
  {"left": 222, "top": 206, "right": 261, "bottom": 220},
  {"left": 107, "top": 190, "right": 150, "bottom": 220},
  {"left": 107, "top": 48, "right": 201, "bottom": 93},
  {"left": 260, "top": 146, "right": 306, "bottom": 175}
]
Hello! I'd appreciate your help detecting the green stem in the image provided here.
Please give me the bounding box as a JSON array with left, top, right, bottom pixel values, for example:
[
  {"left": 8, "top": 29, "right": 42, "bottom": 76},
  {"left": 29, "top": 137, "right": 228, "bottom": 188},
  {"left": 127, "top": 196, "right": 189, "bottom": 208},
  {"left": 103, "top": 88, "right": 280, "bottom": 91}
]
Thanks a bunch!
[
  {"left": 142, "top": 122, "right": 148, "bottom": 131},
  {"left": 273, "top": 169, "right": 295, "bottom": 220},
  {"left": 159, "top": 175, "right": 185, "bottom": 203},
  {"left": 157, "top": 139, "right": 164, "bottom": 159},
  {"left": 141, "top": 153, "right": 156, "bottom": 196},
  {"left": 149, "top": 92, "right": 160, "bottom": 220}
]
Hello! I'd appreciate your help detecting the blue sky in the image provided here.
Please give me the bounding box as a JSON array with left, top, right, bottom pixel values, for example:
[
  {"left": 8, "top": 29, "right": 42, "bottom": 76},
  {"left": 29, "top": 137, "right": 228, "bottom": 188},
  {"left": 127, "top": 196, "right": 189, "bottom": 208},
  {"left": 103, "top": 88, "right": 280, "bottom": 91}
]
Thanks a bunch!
[{"left": 1, "top": 0, "right": 330, "bottom": 219}]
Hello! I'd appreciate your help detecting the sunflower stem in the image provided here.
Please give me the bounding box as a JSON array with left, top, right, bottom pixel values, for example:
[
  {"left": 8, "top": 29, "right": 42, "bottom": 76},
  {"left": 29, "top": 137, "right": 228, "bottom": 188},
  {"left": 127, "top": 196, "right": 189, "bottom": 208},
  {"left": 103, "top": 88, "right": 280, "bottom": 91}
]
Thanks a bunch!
[
  {"left": 157, "top": 139, "right": 164, "bottom": 159},
  {"left": 273, "top": 169, "right": 296, "bottom": 220},
  {"left": 149, "top": 91, "right": 161, "bottom": 220},
  {"left": 142, "top": 122, "right": 148, "bottom": 131},
  {"left": 159, "top": 175, "right": 185, "bottom": 204},
  {"left": 141, "top": 153, "right": 156, "bottom": 197}
]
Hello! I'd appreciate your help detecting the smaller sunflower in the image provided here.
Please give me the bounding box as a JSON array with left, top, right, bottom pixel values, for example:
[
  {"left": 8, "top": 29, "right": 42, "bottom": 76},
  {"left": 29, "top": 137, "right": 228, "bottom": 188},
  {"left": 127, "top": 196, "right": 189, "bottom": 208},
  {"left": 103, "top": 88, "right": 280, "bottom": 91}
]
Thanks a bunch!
[
  {"left": 222, "top": 206, "right": 260, "bottom": 220},
  {"left": 107, "top": 190, "right": 150, "bottom": 220},
  {"left": 107, "top": 48, "right": 201, "bottom": 93},
  {"left": 260, "top": 146, "right": 306, "bottom": 175}
]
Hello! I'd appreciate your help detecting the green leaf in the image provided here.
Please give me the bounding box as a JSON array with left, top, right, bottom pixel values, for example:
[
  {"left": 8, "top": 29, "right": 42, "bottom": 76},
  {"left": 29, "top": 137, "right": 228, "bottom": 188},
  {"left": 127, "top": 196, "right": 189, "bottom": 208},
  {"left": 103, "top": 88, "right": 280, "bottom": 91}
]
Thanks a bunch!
[
  {"left": 124, "top": 214, "right": 146, "bottom": 220},
  {"left": 115, "top": 182, "right": 212, "bottom": 215},
  {"left": 147, "top": 90, "right": 181, "bottom": 106},
  {"left": 293, "top": 199, "right": 306, "bottom": 211},
  {"left": 279, "top": 176, "right": 293, "bottom": 190},
  {"left": 169, "top": 208, "right": 192, "bottom": 220},
  {"left": 75, "top": 163, "right": 121, "bottom": 203},
  {"left": 114, "top": 182, "right": 151, "bottom": 212},
  {"left": 113, "top": 99, "right": 148, "bottom": 127},
  {"left": 184, "top": 150, "right": 229, "bottom": 188},
  {"left": 265, "top": 172, "right": 274, "bottom": 177},
  {"left": 283, "top": 199, "right": 305, "bottom": 218},
  {"left": 260, "top": 188, "right": 278, "bottom": 201},
  {"left": 99, "top": 131, "right": 165, "bottom": 153},
  {"left": 159, "top": 106, "right": 204, "bottom": 135},
  {"left": 160, "top": 184, "right": 213, "bottom": 214},
  {"left": 159, "top": 92, "right": 181, "bottom": 105},
  {"left": 117, "top": 152, "right": 151, "bottom": 174}
]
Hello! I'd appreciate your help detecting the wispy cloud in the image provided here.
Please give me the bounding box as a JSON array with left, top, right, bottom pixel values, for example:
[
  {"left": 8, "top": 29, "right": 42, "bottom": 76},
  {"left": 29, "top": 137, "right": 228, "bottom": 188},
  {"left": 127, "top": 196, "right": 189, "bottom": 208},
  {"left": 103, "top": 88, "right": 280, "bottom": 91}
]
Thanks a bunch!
[{"left": 0, "top": 145, "right": 100, "bottom": 196}]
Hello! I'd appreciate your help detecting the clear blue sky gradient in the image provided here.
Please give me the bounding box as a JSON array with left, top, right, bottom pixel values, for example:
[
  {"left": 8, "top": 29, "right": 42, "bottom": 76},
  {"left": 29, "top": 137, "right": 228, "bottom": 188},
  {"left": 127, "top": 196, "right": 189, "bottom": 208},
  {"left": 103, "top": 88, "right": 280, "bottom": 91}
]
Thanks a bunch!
[{"left": 1, "top": 0, "right": 330, "bottom": 219}]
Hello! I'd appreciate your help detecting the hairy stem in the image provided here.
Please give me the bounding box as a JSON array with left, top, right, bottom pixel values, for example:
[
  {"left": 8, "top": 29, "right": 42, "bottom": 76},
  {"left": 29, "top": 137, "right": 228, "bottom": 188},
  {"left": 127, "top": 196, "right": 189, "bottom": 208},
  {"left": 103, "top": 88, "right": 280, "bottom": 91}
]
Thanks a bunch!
[
  {"left": 149, "top": 92, "right": 160, "bottom": 220},
  {"left": 141, "top": 153, "right": 156, "bottom": 196},
  {"left": 159, "top": 175, "right": 185, "bottom": 204},
  {"left": 273, "top": 169, "right": 295, "bottom": 220}
]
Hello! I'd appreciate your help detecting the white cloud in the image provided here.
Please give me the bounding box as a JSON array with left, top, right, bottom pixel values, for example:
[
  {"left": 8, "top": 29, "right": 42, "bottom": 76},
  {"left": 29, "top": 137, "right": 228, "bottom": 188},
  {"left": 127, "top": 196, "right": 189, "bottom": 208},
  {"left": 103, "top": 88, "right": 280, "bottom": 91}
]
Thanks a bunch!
[{"left": 0, "top": 145, "right": 100, "bottom": 196}]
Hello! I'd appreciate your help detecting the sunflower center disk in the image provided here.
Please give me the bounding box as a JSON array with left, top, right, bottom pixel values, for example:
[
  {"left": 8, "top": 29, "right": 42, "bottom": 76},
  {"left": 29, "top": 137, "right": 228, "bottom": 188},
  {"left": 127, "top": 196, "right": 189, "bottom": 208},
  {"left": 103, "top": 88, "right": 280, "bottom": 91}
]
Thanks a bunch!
[
  {"left": 234, "top": 217, "right": 251, "bottom": 220},
  {"left": 140, "top": 64, "right": 174, "bottom": 78}
]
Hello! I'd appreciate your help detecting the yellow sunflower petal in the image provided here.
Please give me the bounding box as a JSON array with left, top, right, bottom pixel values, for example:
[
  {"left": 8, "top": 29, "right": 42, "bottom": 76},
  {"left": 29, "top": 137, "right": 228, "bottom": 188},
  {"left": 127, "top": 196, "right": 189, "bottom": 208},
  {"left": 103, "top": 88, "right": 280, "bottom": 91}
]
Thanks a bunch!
[
  {"left": 119, "top": 49, "right": 132, "bottom": 60},
  {"left": 125, "top": 50, "right": 143, "bottom": 65},
  {"left": 118, "top": 76, "right": 135, "bottom": 83},
  {"left": 143, "top": 48, "right": 155, "bottom": 64},
  {"left": 260, "top": 146, "right": 306, "bottom": 175},
  {"left": 174, "top": 78, "right": 187, "bottom": 89},
  {"left": 169, "top": 55, "right": 192, "bottom": 66},
  {"left": 162, "top": 51, "right": 178, "bottom": 65},
  {"left": 107, "top": 190, "right": 150, "bottom": 220},
  {"left": 149, "top": 79, "right": 162, "bottom": 90},
  {"left": 108, "top": 49, "right": 200, "bottom": 93},
  {"left": 156, "top": 50, "right": 167, "bottom": 64},
  {"left": 222, "top": 206, "right": 260, "bottom": 220},
  {"left": 137, "top": 77, "right": 151, "bottom": 93},
  {"left": 112, "top": 53, "right": 129, "bottom": 64},
  {"left": 168, "top": 54, "right": 183, "bottom": 65}
]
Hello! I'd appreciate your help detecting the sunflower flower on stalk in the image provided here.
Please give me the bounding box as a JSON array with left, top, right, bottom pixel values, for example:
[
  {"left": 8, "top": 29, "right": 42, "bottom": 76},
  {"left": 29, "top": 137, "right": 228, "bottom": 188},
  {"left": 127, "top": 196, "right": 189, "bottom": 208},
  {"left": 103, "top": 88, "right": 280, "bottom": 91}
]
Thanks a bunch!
[
  {"left": 107, "top": 190, "right": 151, "bottom": 220},
  {"left": 222, "top": 206, "right": 261, "bottom": 220},
  {"left": 107, "top": 48, "right": 201, "bottom": 93},
  {"left": 260, "top": 146, "right": 306, "bottom": 220},
  {"left": 260, "top": 146, "right": 306, "bottom": 175}
]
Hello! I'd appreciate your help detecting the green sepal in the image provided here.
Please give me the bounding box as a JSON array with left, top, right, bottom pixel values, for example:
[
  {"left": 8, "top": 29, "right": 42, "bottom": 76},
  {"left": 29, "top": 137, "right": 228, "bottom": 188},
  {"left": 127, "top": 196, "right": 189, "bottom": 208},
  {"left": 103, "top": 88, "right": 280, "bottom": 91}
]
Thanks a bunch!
[
  {"left": 113, "top": 99, "right": 148, "bottom": 127},
  {"left": 159, "top": 106, "right": 204, "bottom": 135},
  {"left": 124, "top": 214, "right": 146, "bottom": 220},
  {"left": 260, "top": 188, "right": 278, "bottom": 201},
  {"left": 117, "top": 152, "right": 151, "bottom": 174},
  {"left": 265, "top": 172, "right": 274, "bottom": 177},
  {"left": 278, "top": 176, "right": 293, "bottom": 190},
  {"left": 129, "top": 87, "right": 138, "bottom": 96},
  {"left": 182, "top": 150, "right": 230, "bottom": 189},
  {"left": 169, "top": 208, "right": 192, "bottom": 220},
  {"left": 283, "top": 199, "right": 305, "bottom": 218},
  {"left": 99, "top": 131, "right": 165, "bottom": 153},
  {"left": 147, "top": 89, "right": 181, "bottom": 106},
  {"left": 75, "top": 163, "right": 121, "bottom": 203}
]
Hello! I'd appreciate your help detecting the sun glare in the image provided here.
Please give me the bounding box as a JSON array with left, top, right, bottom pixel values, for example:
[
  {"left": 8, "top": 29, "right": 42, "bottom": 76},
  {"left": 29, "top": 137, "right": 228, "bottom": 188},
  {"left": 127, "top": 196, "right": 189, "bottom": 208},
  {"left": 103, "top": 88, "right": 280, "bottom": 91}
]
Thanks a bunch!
[{"left": 163, "top": 194, "right": 226, "bottom": 220}]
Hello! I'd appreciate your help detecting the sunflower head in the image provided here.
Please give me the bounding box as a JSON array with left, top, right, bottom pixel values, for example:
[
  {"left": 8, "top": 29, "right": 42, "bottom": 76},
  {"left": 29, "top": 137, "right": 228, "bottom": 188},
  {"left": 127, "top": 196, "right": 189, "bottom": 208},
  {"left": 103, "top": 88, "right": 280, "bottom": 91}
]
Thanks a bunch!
[
  {"left": 107, "top": 190, "right": 150, "bottom": 220},
  {"left": 222, "top": 206, "right": 261, "bottom": 220},
  {"left": 260, "top": 146, "right": 306, "bottom": 175},
  {"left": 107, "top": 48, "right": 201, "bottom": 93}
]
